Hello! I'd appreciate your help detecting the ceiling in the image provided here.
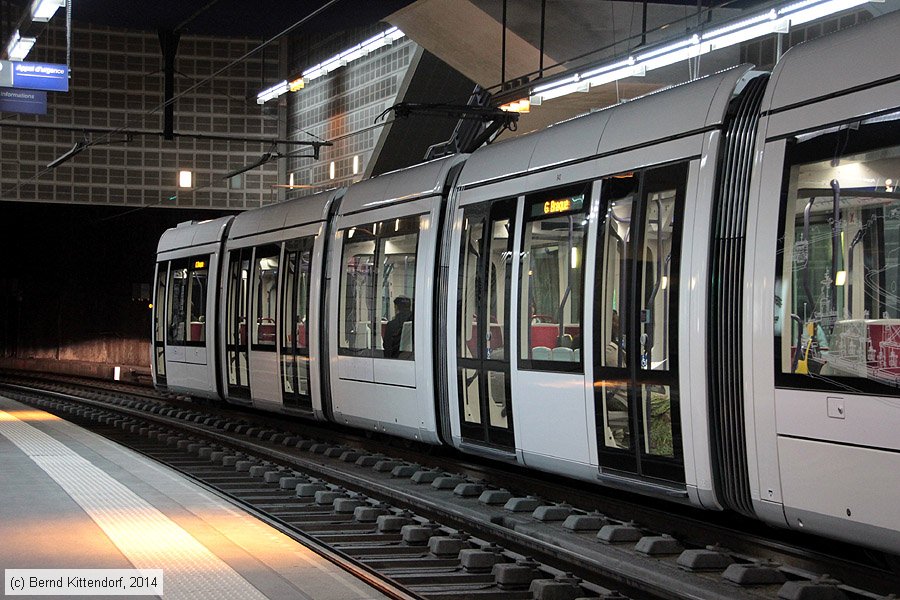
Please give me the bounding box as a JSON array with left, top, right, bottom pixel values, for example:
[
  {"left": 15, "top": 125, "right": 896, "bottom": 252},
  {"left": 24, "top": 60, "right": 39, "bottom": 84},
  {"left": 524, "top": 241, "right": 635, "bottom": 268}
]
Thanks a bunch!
[{"left": 5, "top": 0, "right": 416, "bottom": 38}]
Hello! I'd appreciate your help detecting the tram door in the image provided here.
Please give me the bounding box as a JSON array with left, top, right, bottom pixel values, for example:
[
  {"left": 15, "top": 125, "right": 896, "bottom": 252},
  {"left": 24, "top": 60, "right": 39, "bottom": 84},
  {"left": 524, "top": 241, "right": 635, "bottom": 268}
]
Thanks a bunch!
[
  {"left": 152, "top": 262, "right": 168, "bottom": 385},
  {"left": 280, "top": 237, "right": 314, "bottom": 411},
  {"left": 594, "top": 164, "right": 687, "bottom": 484},
  {"left": 225, "top": 248, "right": 251, "bottom": 400},
  {"left": 456, "top": 198, "right": 517, "bottom": 449}
]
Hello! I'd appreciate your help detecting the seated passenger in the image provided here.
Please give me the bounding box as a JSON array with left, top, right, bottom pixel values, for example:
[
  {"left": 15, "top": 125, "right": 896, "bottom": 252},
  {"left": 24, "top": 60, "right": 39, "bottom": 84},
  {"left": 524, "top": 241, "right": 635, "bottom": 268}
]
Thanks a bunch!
[
  {"left": 383, "top": 296, "right": 413, "bottom": 358},
  {"left": 605, "top": 310, "right": 625, "bottom": 367}
]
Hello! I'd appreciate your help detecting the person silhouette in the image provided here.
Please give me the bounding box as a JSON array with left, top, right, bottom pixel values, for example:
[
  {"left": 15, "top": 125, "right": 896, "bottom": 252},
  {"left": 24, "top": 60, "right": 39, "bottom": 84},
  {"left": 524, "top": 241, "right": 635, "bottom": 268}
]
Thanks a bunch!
[{"left": 383, "top": 296, "right": 413, "bottom": 358}]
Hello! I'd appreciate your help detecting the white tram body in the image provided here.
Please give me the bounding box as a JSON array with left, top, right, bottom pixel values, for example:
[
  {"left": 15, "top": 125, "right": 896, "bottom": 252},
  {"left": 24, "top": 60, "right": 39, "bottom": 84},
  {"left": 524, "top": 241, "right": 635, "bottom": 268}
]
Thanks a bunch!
[
  {"left": 218, "top": 188, "right": 343, "bottom": 418},
  {"left": 152, "top": 12, "right": 900, "bottom": 553},
  {"left": 153, "top": 216, "right": 232, "bottom": 399},
  {"left": 326, "top": 155, "right": 465, "bottom": 443},
  {"left": 744, "top": 12, "right": 900, "bottom": 548}
]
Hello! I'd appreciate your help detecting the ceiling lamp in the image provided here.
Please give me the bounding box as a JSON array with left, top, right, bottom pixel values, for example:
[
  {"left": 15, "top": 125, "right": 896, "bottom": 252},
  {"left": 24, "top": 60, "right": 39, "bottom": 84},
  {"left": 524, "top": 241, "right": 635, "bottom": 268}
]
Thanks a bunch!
[
  {"left": 31, "top": 0, "right": 66, "bottom": 22},
  {"left": 527, "top": 0, "right": 873, "bottom": 105},
  {"left": 256, "top": 27, "right": 406, "bottom": 104},
  {"left": 6, "top": 30, "right": 36, "bottom": 61},
  {"left": 256, "top": 80, "right": 288, "bottom": 105}
]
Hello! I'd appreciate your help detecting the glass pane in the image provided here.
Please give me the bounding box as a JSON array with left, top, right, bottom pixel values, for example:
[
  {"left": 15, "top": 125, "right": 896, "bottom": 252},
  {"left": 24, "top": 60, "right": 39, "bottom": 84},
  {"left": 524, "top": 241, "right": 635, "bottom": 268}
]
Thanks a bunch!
[
  {"left": 296, "top": 245, "right": 312, "bottom": 352},
  {"left": 226, "top": 249, "right": 250, "bottom": 387},
  {"left": 297, "top": 356, "right": 310, "bottom": 396},
  {"left": 155, "top": 346, "right": 165, "bottom": 378},
  {"left": 599, "top": 175, "right": 638, "bottom": 368},
  {"left": 459, "top": 368, "right": 481, "bottom": 424},
  {"left": 187, "top": 258, "right": 209, "bottom": 343},
  {"left": 601, "top": 381, "right": 630, "bottom": 449},
  {"left": 167, "top": 262, "right": 188, "bottom": 345},
  {"left": 778, "top": 115, "right": 900, "bottom": 388},
  {"left": 459, "top": 212, "right": 484, "bottom": 359},
  {"left": 252, "top": 245, "right": 279, "bottom": 347},
  {"left": 281, "top": 249, "right": 298, "bottom": 395},
  {"left": 339, "top": 225, "right": 376, "bottom": 353},
  {"left": 487, "top": 215, "right": 511, "bottom": 361},
  {"left": 642, "top": 384, "right": 674, "bottom": 457},
  {"left": 154, "top": 263, "right": 167, "bottom": 343},
  {"left": 487, "top": 370, "right": 509, "bottom": 429},
  {"left": 377, "top": 217, "right": 419, "bottom": 359},
  {"left": 520, "top": 210, "right": 588, "bottom": 364},
  {"left": 639, "top": 188, "right": 676, "bottom": 372}
]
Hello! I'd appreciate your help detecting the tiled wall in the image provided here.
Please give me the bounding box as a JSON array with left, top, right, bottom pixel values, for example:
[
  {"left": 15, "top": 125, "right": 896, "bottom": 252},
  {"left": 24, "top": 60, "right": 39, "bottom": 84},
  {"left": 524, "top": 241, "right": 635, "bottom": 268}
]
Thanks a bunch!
[
  {"left": 0, "top": 16, "right": 281, "bottom": 209},
  {"left": 285, "top": 24, "right": 417, "bottom": 198}
]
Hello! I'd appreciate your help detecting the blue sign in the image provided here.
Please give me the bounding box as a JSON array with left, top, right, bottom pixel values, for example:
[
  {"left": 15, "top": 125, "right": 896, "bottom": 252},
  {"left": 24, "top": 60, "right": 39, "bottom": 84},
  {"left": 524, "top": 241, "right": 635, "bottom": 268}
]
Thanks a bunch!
[
  {"left": 11, "top": 61, "right": 68, "bottom": 92},
  {"left": 0, "top": 89, "right": 47, "bottom": 114}
]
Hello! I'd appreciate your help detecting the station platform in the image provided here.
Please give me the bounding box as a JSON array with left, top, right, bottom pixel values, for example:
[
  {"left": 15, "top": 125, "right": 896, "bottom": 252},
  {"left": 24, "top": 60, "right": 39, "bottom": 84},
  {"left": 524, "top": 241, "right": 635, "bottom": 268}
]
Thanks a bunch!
[{"left": 0, "top": 395, "right": 390, "bottom": 600}]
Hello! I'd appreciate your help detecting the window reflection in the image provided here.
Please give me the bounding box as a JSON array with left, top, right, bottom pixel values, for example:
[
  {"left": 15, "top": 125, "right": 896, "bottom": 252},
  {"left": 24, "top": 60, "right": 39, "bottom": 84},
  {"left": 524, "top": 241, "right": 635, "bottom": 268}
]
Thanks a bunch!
[
  {"left": 252, "top": 245, "right": 279, "bottom": 348},
  {"left": 339, "top": 217, "right": 420, "bottom": 359},
  {"left": 778, "top": 114, "right": 900, "bottom": 391},
  {"left": 519, "top": 184, "right": 589, "bottom": 369},
  {"left": 166, "top": 256, "right": 208, "bottom": 346}
]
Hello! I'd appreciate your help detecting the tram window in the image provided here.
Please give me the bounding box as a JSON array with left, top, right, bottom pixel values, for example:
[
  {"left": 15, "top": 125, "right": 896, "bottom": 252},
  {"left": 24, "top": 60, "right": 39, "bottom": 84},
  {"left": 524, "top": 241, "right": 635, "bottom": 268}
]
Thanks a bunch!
[
  {"left": 282, "top": 237, "right": 314, "bottom": 401},
  {"left": 519, "top": 184, "right": 589, "bottom": 370},
  {"left": 596, "top": 174, "right": 638, "bottom": 450},
  {"left": 251, "top": 245, "right": 280, "bottom": 349},
  {"left": 153, "top": 262, "right": 167, "bottom": 378},
  {"left": 487, "top": 214, "right": 512, "bottom": 360},
  {"left": 376, "top": 217, "right": 419, "bottom": 360},
  {"left": 593, "top": 163, "right": 686, "bottom": 460},
  {"left": 166, "top": 256, "right": 209, "bottom": 346},
  {"left": 154, "top": 262, "right": 167, "bottom": 344},
  {"left": 776, "top": 113, "right": 900, "bottom": 394},
  {"left": 459, "top": 215, "right": 485, "bottom": 360},
  {"left": 226, "top": 249, "right": 251, "bottom": 388},
  {"left": 339, "top": 224, "right": 376, "bottom": 355}
]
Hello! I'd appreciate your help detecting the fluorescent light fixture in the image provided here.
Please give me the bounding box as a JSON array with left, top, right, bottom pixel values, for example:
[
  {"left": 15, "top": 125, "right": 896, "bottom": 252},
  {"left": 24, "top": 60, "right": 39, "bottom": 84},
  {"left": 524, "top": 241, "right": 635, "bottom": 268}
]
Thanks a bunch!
[
  {"left": 701, "top": 18, "right": 788, "bottom": 53},
  {"left": 532, "top": 74, "right": 580, "bottom": 95},
  {"left": 31, "top": 0, "right": 65, "bottom": 22},
  {"left": 530, "top": 80, "right": 588, "bottom": 103},
  {"left": 289, "top": 172, "right": 295, "bottom": 187},
  {"left": 781, "top": 0, "right": 871, "bottom": 26},
  {"left": 586, "top": 64, "right": 646, "bottom": 88},
  {"left": 525, "top": 0, "right": 872, "bottom": 107},
  {"left": 301, "top": 27, "right": 405, "bottom": 83},
  {"left": 636, "top": 35, "right": 703, "bottom": 72},
  {"left": 702, "top": 9, "right": 778, "bottom": 40},
  {"left": 6, "top": 30, "right": 36, "bottom": 61},
  {"left": 634, "top": 35, "right": 699, "bottom": 63},
  {"left": 256, "top": 80, "right": 288, "bottom": 104},
  {"left": 580, "top": 58, "right": 635, "bottom": 80},
  {"left": 353, "top": 155, "right": 360, "bottom": 175},
  {"left": 179, "top": 170, "right": 192, "bottom": 188},
  {"left": 329, "top": 161, "right": 335, "bottom": 180}
]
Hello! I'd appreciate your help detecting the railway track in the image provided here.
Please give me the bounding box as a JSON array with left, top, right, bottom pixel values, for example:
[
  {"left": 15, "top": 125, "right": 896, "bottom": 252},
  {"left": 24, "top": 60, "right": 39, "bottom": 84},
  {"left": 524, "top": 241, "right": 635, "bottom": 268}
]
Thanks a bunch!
[{"left": 1, "top": 374, "right": 897, "bottom": 600}]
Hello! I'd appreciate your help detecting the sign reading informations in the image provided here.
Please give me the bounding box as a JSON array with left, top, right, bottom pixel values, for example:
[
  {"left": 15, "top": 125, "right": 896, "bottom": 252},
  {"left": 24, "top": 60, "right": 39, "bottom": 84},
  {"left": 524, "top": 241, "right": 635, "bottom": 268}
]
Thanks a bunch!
[
  {"left": 0, "top": 60, "right": 69, "bottom": 92},
  {"left": 0, "top": 89, "right": 47, "bottom": 114}
]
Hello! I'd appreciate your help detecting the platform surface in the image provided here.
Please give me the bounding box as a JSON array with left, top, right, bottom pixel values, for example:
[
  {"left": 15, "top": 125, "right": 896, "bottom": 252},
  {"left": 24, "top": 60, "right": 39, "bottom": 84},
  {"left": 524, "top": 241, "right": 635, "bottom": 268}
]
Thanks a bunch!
[{"left": 0, "top": 395, "right": 391, "bottom": 600}]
